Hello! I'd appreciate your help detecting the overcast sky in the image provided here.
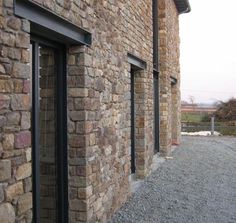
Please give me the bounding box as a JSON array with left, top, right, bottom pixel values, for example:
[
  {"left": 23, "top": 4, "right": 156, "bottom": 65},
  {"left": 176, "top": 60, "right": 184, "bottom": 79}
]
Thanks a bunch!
[{"left": 179, "top": 0, "right": 236, "bottom": 104}]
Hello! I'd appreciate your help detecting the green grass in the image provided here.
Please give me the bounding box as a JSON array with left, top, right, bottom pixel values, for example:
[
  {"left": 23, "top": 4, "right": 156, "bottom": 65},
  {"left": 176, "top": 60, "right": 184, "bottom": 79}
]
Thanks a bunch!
[{"left": 181, "top": 113, "right": 205, "bottom": 123}]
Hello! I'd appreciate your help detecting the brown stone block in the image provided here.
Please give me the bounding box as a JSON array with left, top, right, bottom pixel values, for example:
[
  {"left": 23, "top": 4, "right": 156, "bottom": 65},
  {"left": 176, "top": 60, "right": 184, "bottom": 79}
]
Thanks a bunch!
[
  {"left": 74, "top": 98, "right": 84, "bottom": 111},
  {"left": 94, "top": 78, "right": 105, "bottom": 92},
  {"left": 0, "top": 115, "right": 6, "bottom": 127},
  {"left": 69, "top": 176, "right": 87, "bottom": 187},
  {"left": 0, "top": 159, "right": 11, "bottom": 181},
  {"left": 11, "top": 94, "right": 30, "bottom": 111},
  {"left": 15, "top": 162, "right": 31, "bottom": 180},
  {"left": 69, "top": 46, "right": 85, "bottom": 54},
  {"left": 68, "top": 66, "right": 84, "bottom": 76},
  {"left": 8, "top": 47, "right": 21, "bottom": 60},
  {"left": 68, "top": 88, "right": 88, "bottom": 98},
  {"left": 25, "top": 147, "right": 31, "bottom": 162},
  {"left": 21, "top": 49, "right": 30, "bottom": 63},
  {"left": 93, "top": 198, "right": 102, "bottom": 213},
  {"left": 69, "top": 166, "right": 76, "bottom": 176},
  {"left": 23, "top": 177, "right": 32, "bottom": 193},
  {"left": 123, "top": 163, "right": 130, "bottom": 175},
  {"left": 23, "top": 80, "right": 30, "bottom": 93},
  {"left": 69, "top": 199, "right": 88, "bottom": 211},
  {"left": 88, "top": 173, "right": 98, "bottom": 186},
  {"left": 13, "top": 79, "right": 23, "bottom": 93},
  {"left": 77, "top": 165, "right": 92, "bottom": 176},
  {"left": 87, "top": 194, "right": 96, "bottom": 205},
  {"left": 2, "top": 150, "right": 17, "bottom": 159},
  {"left": 76, "top": 122, "right": 85, "bottom": 134},
  {"left": 0, "top": 184, "right": 4, "bottom": 202},
  {"left": 74, "top": 147, "right": 86, "bottom": 158},
  {"left": 6, "top": 111, "right": 20, "bottom": 125},
  {"left": 68, "top": 134, "right": 86, "bottom": 148},
  {"left": 69, "top": 188, "right": 77, "bottom": 200},
  {"left": 12, "top": 62, "right": 30, "bottom": 78},
  {"left": 78, "top": 53, "right": 92, "bottom": 67},
  {"left": 78, "top": 185, "right": 93, "bottom": 199},
  {"left": 0, "top": 94, "right": 10, "bottom": 110},
  {"left": 77, "top": 210, "right": 94, "bottom": 222},
  {"left": 5, "top": 181, "right": 23, "bottom": 201},
  {"left": 17, "top": 192, "right": 32, "bottom": 215},
  {"left": 16, "top": 33, "right": 30, "bottom": 48},
  {"left": 0, "top": 15, "right": 4, "bottom": 28},
  {"left": 1, "top": 32, "right": 15, "bottom": 47},
  {"left": 21, "top": 112, "right": 31, "bottom": 130},
  {"left": 3, "top": 0, "right": 13, "bottom": 8},
  {"left": 0, "top": 203, "right": 15, "bottom": 223},
  {"left": 89, "top": 133, "right": 96, "bottom": 146},
  {"left": 69, "top": 158, "right": 86, "bottom": 166},
  {"left": 67, "top": 75, "right": 84, "bottom": 87},
  {"left": 69, "top": 111, "right": 86, "bottom": 121},
  {"left": 68, "top": 55, "right": 76, "bottom": 65},
  {"left": 2, "top": 133, "right": 14, "bottom": 150},
  {"left": 0, "top": 63, "right": 6, "bottom": 74},
  {"left": 0, "top": 79, "right": 13, "bottom": 92},
  {"left": 15, "top": 131, "right": 31, "bottom": 149}
]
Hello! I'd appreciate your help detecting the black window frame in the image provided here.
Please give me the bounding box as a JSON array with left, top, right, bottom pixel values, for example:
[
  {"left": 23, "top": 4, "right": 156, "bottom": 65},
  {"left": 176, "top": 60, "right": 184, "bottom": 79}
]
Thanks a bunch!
[{"left": 31, "top": 35, "right": 68, "bottom": 223}]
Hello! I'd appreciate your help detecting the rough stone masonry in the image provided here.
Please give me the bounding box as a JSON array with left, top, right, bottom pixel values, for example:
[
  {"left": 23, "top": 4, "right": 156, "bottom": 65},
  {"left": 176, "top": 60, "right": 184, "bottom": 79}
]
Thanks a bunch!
[{"left": 0, "top": 0, "right": 190, "bottom": 222}]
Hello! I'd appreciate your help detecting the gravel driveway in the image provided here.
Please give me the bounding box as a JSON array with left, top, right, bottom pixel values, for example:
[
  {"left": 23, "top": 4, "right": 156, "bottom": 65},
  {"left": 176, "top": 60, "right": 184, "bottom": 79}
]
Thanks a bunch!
[{"left": 110, "top": 136, "right": 236, "bottom": 223}]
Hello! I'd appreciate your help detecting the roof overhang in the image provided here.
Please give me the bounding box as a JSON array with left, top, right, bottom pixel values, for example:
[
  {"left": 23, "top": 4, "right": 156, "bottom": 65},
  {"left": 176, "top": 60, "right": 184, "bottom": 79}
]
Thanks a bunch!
[{"left": 174, "top": 0, "right": 191, "bottom": 14}]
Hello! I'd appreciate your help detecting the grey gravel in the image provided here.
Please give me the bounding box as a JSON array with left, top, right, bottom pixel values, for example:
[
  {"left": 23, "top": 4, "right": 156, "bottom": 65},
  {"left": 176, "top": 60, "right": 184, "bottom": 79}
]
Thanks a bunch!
[{"left": 110, "top": 136, "right": 236, "bottom": 223}]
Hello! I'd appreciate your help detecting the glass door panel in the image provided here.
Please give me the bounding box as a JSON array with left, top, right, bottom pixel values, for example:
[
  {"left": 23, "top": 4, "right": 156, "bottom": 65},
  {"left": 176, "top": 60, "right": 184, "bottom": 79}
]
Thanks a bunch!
[
  {"left": 31, "top": 38, "right": 67, "bottom": 223},
  {"left": 39, "top": 46, "right": 58, "bottom": 223}
]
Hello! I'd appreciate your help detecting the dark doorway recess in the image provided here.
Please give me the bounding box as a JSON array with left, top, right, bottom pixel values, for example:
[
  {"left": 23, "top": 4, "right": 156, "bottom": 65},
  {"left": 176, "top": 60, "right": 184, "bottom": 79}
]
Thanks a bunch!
[
  {"left": 153, "top": 71, "right": 160, "bottom": 153},
  {"left": 130, "top": 69, "right": 136, "bottom": 174},
  {"left": 31, "top": 36, "right": 68, "bottom": 223}
]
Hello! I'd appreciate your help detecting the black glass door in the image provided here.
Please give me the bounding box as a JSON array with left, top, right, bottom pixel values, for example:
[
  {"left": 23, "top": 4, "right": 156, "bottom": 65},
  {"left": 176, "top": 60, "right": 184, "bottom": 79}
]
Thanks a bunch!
[{"left": 31, "top": 37, "right": 67, "bottom": 223}]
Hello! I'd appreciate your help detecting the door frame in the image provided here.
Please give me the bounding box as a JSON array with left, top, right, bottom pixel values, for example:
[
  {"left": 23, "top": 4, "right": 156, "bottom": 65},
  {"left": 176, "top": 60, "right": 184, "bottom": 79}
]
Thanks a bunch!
[{"left": 31, "top": 35, "right": 68, "bottom": 223}]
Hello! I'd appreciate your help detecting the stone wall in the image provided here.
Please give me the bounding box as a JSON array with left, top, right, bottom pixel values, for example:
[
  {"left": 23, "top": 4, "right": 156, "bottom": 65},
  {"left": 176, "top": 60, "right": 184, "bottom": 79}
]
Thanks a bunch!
[
  {"left": 0, "top": 0, "right": 183, "bottom": 222},
  {"left": 64, "top": 1, "right": 154, "bottom": 221},
  {"left": 0, "top": 1, "right": 32, "bottom": 222},
  {"left": 159, "top": 0, "right": 181, "bottom": 154}
]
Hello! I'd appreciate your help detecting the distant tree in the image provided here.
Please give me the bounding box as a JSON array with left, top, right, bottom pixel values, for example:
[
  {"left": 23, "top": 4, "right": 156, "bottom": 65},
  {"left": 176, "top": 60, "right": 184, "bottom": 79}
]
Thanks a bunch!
[
  {"left": 188, "top": 95, "right": 195, "bottom": 105},
  {"left": 214, "top": 98, "right": 236, "bottom": 121},
  {"left": 188, "top": 95, "right": 196, "bottom": 112}
]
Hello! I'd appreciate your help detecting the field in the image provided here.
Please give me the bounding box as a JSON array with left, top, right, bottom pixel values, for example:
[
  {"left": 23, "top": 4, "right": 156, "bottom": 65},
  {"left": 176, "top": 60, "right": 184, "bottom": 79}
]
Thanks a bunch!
[
  {"left": 181, "top": 112, "right": 236, "bottom": 136},
  {"left": 181, "top": 113, "right": 205, "bottom": 122}
]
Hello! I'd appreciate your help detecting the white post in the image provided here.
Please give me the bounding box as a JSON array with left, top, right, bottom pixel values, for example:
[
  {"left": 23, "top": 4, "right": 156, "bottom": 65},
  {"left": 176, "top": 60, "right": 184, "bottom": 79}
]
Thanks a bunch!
[{"left": 211, "top": 116, "right": 215, "bottom": 136}]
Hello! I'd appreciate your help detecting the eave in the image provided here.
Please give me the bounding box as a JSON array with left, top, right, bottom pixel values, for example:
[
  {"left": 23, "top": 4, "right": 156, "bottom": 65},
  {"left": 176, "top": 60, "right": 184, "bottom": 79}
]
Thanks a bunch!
[{"left": 174, "top": 0, "right": 191, "bottom": 14}]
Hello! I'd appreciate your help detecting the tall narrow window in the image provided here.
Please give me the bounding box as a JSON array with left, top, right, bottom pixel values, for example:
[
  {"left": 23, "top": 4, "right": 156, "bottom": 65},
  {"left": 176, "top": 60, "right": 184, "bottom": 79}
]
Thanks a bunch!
[
  {"left": 130, "top": 69, "right": 136, "bottom": 174},
  {"left": 153, "top": 71, "right": 160, "bottom": 153},
  {"left": 31, "top": 38, "right": 67, "bottom": 223}
]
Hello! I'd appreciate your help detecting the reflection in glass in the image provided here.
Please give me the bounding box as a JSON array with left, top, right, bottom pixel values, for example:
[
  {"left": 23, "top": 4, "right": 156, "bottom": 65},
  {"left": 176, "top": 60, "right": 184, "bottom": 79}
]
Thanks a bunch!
[{"left": 39, "top": 46, "right": 57, "bottom": 223}]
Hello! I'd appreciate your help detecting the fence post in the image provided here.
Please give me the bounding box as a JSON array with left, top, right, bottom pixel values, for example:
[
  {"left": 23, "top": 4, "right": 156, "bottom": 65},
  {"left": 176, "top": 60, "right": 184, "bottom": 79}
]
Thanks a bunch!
[{"left": 211, "top": 116, "right": 215, "bottom": 136}]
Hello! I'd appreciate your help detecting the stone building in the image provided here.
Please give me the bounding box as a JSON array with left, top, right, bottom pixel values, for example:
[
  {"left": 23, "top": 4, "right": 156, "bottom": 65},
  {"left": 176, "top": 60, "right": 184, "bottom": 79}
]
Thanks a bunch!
[{"left": 0, "top": 0, "right": 190, "bottom": 222}]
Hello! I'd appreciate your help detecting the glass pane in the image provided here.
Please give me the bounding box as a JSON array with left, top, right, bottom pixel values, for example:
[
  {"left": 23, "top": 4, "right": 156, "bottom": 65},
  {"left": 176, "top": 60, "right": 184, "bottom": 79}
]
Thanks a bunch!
[{"left": 39, "top": 45, "right": 57, "bottom": 223}]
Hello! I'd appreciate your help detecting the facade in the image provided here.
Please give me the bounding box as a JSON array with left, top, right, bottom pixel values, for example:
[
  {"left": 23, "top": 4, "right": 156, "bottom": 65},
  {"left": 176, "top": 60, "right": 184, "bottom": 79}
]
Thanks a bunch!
[{"left": 0, "top": 0, "right": 190, "bottom": 223}]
